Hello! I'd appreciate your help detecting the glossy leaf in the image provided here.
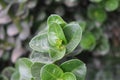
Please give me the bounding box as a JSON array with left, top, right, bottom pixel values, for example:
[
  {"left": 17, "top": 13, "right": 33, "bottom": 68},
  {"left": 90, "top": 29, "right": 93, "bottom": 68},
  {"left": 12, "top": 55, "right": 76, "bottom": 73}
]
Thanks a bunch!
[
  {"left": 29, "top": 33, "right": 50, "bottom": 53},
  {"left": 30, "top": 51, "right": 53, "bottom": 64},
  {"left": 40, "top": 64, "right": 76, "bottom": 80},
  {"left": 31, "top": 62, "right": 44, "bottom": 80},
  {"left": 40, "top": 64, "right": 63, "bottom": 80},
  {"left": 105, "top": 0, "right": 119, "bottom": 11},
  {"left": 49, "top": 46, "right": 66, "bottom": 61},
  {"left": 62, "top": 72, "right": 76, "bottom": 80},
  {"left": 63, "top": 22, "right": 82, "bottom": 54},
  {"left": 80, "top": 32, "right": 96, "bottom": 50},
  {"left": 47, "top": 14, "right": 67, "bottom": 27},
  {"left": 48, "top": 22, "right": 67, "bottom": 46},
  {"left": 60, "top": 59, "right": 86, "bottom": 80},
  {"left": 16, "top": 58, "right": 33, "bottom": 80}
]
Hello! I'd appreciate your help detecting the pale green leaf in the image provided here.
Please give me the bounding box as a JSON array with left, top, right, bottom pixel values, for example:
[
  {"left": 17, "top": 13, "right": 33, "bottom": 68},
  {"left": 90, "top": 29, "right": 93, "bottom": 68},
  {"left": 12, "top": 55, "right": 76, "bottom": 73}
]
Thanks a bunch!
[
  {"left": 63, "top": 23, "right": 82, "bottom": 54},
  {"left": 11, "top": 71, "right": 20, "bottom": 80},
  {"left": 31, "top": 62, "right": 44, "bottom": 80},
  {"left": 30, "top": 51, "right": 53, "bottom": 64},
  {"left": 29, "top": 33, "right": 50, "bottom": 53},
  {"left": 47, "top": 14, "right": 67, "bottom": 28},
  {"left": 16, "top": 58, "right": 33, "bottom": 80},
  {"left": 48, "top": 22, "right": 67, "bottom": 46},
  {"left": 2, "top": 67, "right": 15, "bottom": 79},
  {"left": 49, "top": 46, "right": 66, "bottom": 61},
  {"left": 79, "top": 21, "right": 86, "bottom": 32}
]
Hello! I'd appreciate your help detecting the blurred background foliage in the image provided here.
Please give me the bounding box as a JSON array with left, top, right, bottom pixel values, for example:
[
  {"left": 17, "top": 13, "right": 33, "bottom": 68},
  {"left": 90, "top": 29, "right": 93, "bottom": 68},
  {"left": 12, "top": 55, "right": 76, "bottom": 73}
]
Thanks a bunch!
[{"left": 0, "top": 0, "right": 120, "bottom": 80}]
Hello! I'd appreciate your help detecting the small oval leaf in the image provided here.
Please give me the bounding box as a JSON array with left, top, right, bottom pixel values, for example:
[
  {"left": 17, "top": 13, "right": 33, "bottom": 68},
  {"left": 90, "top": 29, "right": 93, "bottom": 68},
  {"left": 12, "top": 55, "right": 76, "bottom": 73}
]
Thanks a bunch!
[
  {"left": 63, "top": 23, "right": 82, "bottom": 54},
  {"left": 47, "top": 14, "right": 67, "bottom": 27},
  {"left": 105, "top": 0, "right": 119, "bottom": 11},
  {"left": 15, "top": 58, "right": 33, "bottom": 80},
  {"left": 49, "top": 46, "right": 66, "bottom": 61},
  {"left": 29, "top": 33, "right": 50, "bottom": 53},
  {"left": 30, "top": 51, "right": 53, "bottom": 64},
  {"left": 48, "top": 22, "right": 67, "bottom": 46},
  {"left": 31, "top": 62, "right": 44, "bottom": 80},
  {"left": 60, "top": 59, "right": 87, "bottom": 80},
  {"left": 40, "top": 64, "right": 63, "bottom": 80},
  {"left": 80, "top": 32, "right": 96, "bottom": 50}
]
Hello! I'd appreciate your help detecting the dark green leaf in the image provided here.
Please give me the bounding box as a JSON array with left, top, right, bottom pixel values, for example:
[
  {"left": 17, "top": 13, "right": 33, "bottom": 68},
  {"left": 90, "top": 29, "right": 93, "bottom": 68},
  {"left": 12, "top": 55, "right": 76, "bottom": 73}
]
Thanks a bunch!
[
  {"left": 60, "top": 59, "right": 86, "bottom": 80},
  {"left": 40, "top": 64, "right": 76, "bottom": 80},
  {"left": 95, "top": 36, "right": 110, "bottom": 55},
  {"left": 0, "top": 75, "right": 8, "bottom": 80},
  {"left": 62, "top": 72, "right": 76, "bottom": 80},
  {"left": 80, "top": 32, "right": 96, "bottom": 50},
  {"left": 90, "top": 0, "right": 102, "bottom": 3},
  {"left": 105, "top": 0, "right": 119, "bottom": 11},
  {"left": 88, "top": 5, "right": 107, "bottom": 22},
  {"left": 40, "top": 64, "right": 63, "bottom": 80}
]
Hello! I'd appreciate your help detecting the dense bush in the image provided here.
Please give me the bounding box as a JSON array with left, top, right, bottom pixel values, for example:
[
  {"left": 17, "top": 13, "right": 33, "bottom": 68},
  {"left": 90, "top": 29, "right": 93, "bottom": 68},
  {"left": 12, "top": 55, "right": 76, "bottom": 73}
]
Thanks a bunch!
[{"left": 0, "top": 0, "right": 120, "bottom": 80}]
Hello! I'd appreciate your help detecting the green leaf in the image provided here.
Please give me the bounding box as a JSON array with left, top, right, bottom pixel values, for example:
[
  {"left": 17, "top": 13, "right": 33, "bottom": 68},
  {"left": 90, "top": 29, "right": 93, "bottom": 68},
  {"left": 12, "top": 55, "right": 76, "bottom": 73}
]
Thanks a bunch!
[
  {"left": 40, "top": 64, "right": 76, "bottom": 80},
  {"left": 11, "top": 71, "right": 20, "bottom": 80},
  {"left": 47, "top": 14, "right": 67, "bottom": 28},
  {"left": 79, "top": 21, "right": 86, "bottom": 32},
  {"left": 0, "top": 75, "right": 8, "bottom": 80},
  {"left": 60, "top": 59, "right": 86, "bottom": 80},
  {"left": 80, "top": 32, "right": 96, "bottom": 50},
  {"left": 48, "top": 22, "right": 67, "bottom": 46},
  {"left": 105, "top": 0, "right": 119, "bottom": 11},
  {"left": 95, "top": 36, "right": 110, "bottom": 55},
  {"left": 90, "top": 0, "right": 102, "bottom": 3},
  {"left": 30, "top": 51, "right": 53, "bottom": 64},
  {"left": 87, "top": 5, "right": 107, "bottom": 22},
  {"left": 15, "top": 58, "right": 33, "bottom": 80},
  {"left": 40, "top": 64, "right": 63, "bottom": 80},
  {"left": 2, "top": 67, "right": 15, "bottom": 79},
  {"left": 62, "top": 72, "right": 76, "bottom": 80},
  {"left": 31, "top": 62, "right": 44, "bottom": 80},
  {"left": 29, "top": 33, "right": 50, "bottom": 53},
  {"left": 49, "top": 46, "right": 66, "bottom": 61},
  {"left": 63, "top": 22, "right": 82, "bottom": 54}
]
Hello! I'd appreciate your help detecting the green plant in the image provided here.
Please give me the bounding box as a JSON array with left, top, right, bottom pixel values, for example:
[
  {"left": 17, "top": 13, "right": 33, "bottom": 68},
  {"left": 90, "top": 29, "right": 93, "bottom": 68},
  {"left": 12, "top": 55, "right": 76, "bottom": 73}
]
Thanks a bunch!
[{"left": 10, "top": 14, "right": 86, "bottom": 80}]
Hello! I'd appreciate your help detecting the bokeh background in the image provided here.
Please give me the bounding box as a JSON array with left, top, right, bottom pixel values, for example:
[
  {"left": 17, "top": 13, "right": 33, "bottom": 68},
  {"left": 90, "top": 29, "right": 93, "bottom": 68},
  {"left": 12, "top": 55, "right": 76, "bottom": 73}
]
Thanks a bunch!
[{"left": 0, "top": 0, "right": 120, "bottom": 80}]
